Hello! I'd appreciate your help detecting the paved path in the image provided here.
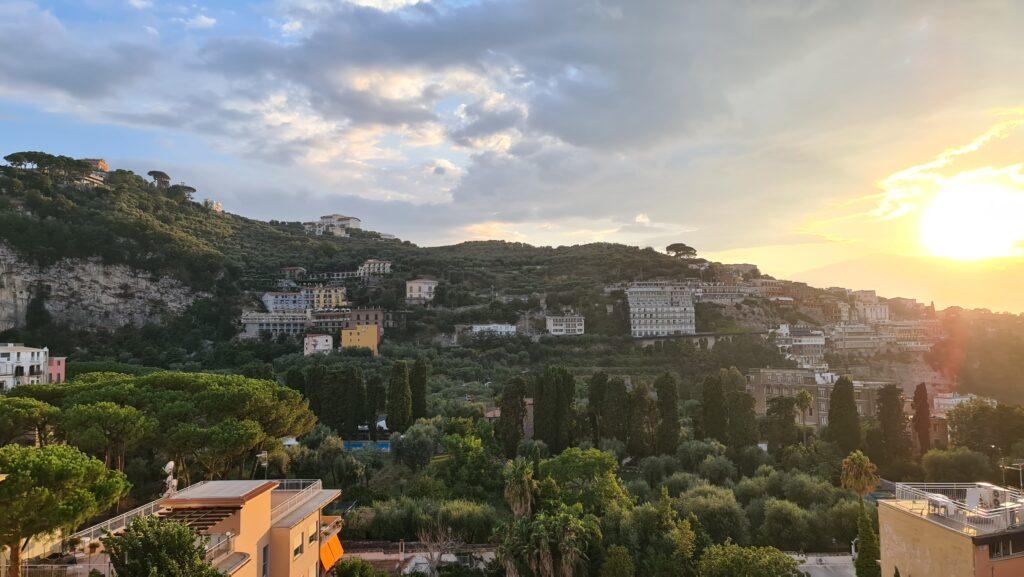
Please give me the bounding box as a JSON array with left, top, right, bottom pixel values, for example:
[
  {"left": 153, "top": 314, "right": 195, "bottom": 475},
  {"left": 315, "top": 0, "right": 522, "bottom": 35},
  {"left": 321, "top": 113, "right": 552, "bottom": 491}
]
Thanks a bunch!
[{"left": 791, "top": 554, "right": 856, "bottom": 577}]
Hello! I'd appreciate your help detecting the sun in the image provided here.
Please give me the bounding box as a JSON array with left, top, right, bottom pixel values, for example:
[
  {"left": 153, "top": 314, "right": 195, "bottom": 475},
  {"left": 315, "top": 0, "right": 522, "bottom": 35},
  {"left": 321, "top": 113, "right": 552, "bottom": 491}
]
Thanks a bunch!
[{"left": 920, "top": 174, "right": 1024, "bottom": 260}]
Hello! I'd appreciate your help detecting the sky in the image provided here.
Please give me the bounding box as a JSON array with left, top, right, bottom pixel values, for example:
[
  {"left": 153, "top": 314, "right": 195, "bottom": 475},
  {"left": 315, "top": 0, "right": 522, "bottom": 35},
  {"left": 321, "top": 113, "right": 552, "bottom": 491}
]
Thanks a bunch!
[{"left": 2, "top": 0, "right": 1024, "bottom": 310}]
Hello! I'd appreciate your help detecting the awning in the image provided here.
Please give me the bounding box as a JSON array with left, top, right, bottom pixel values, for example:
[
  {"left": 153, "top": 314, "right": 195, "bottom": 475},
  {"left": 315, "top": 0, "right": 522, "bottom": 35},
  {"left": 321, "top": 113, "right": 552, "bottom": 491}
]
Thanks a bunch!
[{"left": 319, "top": 535, "right": 344, "bottom": 570}]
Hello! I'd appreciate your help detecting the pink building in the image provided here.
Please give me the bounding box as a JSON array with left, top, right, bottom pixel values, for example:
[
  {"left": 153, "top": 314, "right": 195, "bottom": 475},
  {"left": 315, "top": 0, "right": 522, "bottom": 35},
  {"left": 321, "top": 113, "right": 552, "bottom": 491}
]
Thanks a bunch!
[{"left": 48, "top": 357, "right": 66, "bottom": 384}]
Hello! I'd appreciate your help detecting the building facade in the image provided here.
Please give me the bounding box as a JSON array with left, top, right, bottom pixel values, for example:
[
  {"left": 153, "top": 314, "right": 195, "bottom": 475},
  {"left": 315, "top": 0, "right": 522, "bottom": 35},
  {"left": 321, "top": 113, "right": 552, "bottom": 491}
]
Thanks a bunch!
[
  {"left": 746, "top": 368, "right": 884, "bottom": 430},
  {"left": 48, "top": 479, "right": 343, "bottom": 577},
  {"left": 546, "top": 314, "right": 585, "bottom": 336},
  {"left": 47, "top": 356, "right": 66, "bottom": 384},
  {"left": 880, "top": 481, "right": 1024, "bottom": 577},
  {"left": 626, "top": 281, "right": 696, "bottom": 337},
  {"left": 340, "top": 325, "right": 380, "bottom": 356},
  {"left": 303, "top": 335, "right": 334, "bottom": 356},
  {"left": 356, "top": 259, "right": 392, "bottom": 277},
  {"left": 0, "top": 343, "right": 51, "bottom": 392},
  {"left": 240, "top": 312, "right": 312, "bottom": 340},
  {"left": 470, "top": 324, "right": 518, "bottom": 337},
  {"left": 303, "top": 214, "right": 362, "bottom": 237},
  {"left": 772, "top": 324, "right": 827, "bottom": 370},
  {"left": 405, "top": 279, "right": 438, "bottom": 305}
]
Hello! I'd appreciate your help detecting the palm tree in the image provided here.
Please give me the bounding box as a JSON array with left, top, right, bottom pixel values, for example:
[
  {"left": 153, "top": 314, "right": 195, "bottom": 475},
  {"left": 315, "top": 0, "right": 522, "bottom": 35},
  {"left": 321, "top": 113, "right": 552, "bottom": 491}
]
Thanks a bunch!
[
  {"left": 794, "top": 390, "right": 813, "bottom": 443},
  {"left": 841, "top": 450, "right": 880, "bottom": 501},
  {"left": 504, "top": 459, "right": 536, "bottom": 520}
]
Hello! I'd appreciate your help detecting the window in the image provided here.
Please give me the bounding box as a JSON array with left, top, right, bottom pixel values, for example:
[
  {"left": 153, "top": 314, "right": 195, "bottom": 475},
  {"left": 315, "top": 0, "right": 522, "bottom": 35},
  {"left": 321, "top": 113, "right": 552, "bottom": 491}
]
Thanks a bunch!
[
  {"left": 261, "top": 545, "right": 269, "bottom": 577},
  {"left": 293, "top": 532, "right": 304, "bottom": 558}
]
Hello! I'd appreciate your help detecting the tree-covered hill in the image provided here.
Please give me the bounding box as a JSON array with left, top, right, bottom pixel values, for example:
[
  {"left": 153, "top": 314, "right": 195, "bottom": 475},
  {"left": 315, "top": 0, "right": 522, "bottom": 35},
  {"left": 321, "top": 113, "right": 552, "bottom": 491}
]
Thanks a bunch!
[{"left": 0, "top": 154, "right": 697, "bottom": 295}]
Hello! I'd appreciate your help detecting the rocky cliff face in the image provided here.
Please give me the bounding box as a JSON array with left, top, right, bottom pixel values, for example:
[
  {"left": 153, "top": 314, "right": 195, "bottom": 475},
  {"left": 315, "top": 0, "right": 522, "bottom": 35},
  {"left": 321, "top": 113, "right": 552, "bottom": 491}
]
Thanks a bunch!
[{"left": 0, "top": 243, "right": 202, "bottom": 331}]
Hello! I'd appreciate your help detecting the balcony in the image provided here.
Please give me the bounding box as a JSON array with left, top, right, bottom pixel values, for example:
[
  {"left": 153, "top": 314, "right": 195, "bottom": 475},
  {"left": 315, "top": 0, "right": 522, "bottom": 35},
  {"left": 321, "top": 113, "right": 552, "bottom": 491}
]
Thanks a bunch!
[{"left": 886, "top": 482, "right": 1024, "bottom": 536}]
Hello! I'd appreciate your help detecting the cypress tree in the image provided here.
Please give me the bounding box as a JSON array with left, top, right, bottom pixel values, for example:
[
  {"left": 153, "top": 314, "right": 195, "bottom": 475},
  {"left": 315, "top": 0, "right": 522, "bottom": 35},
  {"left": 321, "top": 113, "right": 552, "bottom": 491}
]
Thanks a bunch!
[
  {"left": 410, "top": 358, "right": 429, "bottom": 420},
  {"left": 725, "top": 389, "right": 759, "bottom": 449},
  {"left": 765, "top": 396, "right": 799, "bottom": 457},
  {"left": 533, "top": 366, "right": 576, "bottom": 454},
  {"left": 365, "top": 374, "right": 386, "bottom": 440},
  {"left": 654, "top": 372, "right": 680, "bottom": 455},
  {"left": 827, "top": 376, "right": 861, "bottom": 453},
  {"left": 601, "top": 377, "right": 630, "bottom": 443},
  {"left": 701, "top": 373, "right": 727, "bottom": 442},
  {"left": 627, "top": 381, "right": 657, "bottom": 458},
  {"left": 912, "top": 382, "right": 931, "bottom": 453},
  {"left": 386, "top": 361, "right": 413, "bottom": 433},
  {"left": 496, "top": 377, "right": 527, "bottom": 458},
  {"left": 588, "top": 372, "right": 609, "bottom": 445},
  {"left": 878, "top": 385, "right": 908, "bottom": 465},
  {"left": 855, "top": 504, "right": 881, "bottom": 577},
  {"left": 340, "top": 366, "right": 366, "bottom": 437}
]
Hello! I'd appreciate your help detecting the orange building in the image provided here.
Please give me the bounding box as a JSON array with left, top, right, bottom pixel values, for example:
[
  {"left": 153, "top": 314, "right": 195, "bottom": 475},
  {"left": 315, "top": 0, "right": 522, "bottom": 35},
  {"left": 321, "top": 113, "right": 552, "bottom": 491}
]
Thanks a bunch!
[
  {"left": 340, "top": 324, "right": 380, "bottom": 356},
  {"left": 64, "top": 479, "right": 343, "bottom": 577},
  {"left": 880, "top": 481, "right": 1024, "bottom": 577}
]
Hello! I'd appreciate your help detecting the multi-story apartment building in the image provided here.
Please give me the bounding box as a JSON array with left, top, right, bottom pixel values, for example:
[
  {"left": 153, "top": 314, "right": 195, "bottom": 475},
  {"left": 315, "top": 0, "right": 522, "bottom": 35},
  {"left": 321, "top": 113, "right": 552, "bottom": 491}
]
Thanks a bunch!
[
  {"left": 772, "top": 324, "right": 827, "bottom": 370},
  {"left": 933, "top": 392, "right": 996, "bottom": 416},
  {"left": 626, "top": 281, "right": 696, "bottom": 337},
  {"left": 303, "top": 335, "right": 334, "bottom": 357},
  {"left": 46, "top": 479, "right": 343, "bottom": 577},
  {"left": 822, "top": 301, "right": 851, "bottom": 324},
  {"left": 405, "top": 278, "right": 438, "bottom": 305},
  {"left": 880, "top": 481, "right": 1024, "bottom": 576},
  {"left": 262, "top": 287, "right": 347, "bottom": 313},
  {"left": 0, "top": 343, "right": 50, "bottom": 392},
  {"left": 302, "top": 214, "right": 361, "bottom": 237},
  {"left": 347, "top": 309, "right": 385, "bottom": 334},
  {"left": 746, "top": 368, "right": 884, "bottom": 430},
  {"left": 690, "top": 282, "right": 757, "bottom": 305},
  {"left": 470, "top": 324, "right": 518, "bottom": 337},
  {"left": 876, "top": 319, "right": 943, "bottom": 351},
  {"left": 310, "top": 310, "right": 351, "bottom": 334},
  {"left": 855, "top": 301, "right": 890, "bottom": 324},
  {"left": 340, "top": 325, "right": 380, "bottom": 356},
  {"left": 749, "top": 278, "right": 785, "bottom": 298},
  {"left": 827, "top": 323, "right": 893, "bottom": 354},
  {"left": 546, "top": 314, "right": 585, "bottom": 336},
  {"left": 240, "top": 312, "right": 312, "bottom": 340},
  {"left": 356, "top": 259, "right": 392, "bottom": 277}
]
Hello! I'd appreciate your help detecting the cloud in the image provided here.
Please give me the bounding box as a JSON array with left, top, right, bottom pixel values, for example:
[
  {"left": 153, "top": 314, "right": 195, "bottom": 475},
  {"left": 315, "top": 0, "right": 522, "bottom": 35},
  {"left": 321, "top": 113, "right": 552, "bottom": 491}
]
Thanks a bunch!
[
  {"left": 185, "top": 14, "right": 217, "bottom": 29},
  {"left": 128, "top": 0, "right": 153, "bottom": 8}
]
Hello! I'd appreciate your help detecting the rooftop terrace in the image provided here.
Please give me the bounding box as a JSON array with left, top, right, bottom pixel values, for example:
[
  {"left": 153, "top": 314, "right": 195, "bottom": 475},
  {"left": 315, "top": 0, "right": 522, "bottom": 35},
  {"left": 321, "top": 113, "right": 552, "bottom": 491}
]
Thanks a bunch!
[{"left": 885, "top": 482, "right": 1024, "bottom": 536}]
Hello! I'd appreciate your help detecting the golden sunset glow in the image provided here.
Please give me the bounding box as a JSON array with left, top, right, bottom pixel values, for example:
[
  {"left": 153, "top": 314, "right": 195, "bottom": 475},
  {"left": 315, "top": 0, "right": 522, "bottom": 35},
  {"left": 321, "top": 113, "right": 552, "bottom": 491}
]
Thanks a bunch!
[{"left": 919, "top": 171, "right": 1024, "bottom": 260}]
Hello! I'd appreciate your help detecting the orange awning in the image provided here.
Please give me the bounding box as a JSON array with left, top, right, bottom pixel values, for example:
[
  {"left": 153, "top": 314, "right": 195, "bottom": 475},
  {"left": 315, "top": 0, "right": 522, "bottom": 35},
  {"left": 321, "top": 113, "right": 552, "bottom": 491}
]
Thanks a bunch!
[{"left": 319, "top": 535, "right": 344, "bottom": 570}]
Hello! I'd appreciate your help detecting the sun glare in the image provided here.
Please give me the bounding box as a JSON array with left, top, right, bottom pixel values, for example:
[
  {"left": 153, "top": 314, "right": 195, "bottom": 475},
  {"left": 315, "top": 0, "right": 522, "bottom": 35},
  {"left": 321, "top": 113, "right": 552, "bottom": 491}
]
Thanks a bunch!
[{"left": 920, "top": 176, "right": 1024, "bottom": 260}]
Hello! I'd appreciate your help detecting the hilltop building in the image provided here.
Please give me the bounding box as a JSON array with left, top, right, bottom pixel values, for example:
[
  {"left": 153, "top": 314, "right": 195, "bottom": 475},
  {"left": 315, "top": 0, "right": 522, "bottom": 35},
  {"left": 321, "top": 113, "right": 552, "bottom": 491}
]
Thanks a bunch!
[
  {"left": 76, "top": 158, "right": 109, "bottom": 187},
  {"left": 356, "top": 259, "right": 391, "bottom": 276},
  {"left": 880, "top": 481, "right": 1024, "bottom": 576},
  {"left": 933, "top": 392, "right": 996, "bottom": 416},
  {"left": 240, "top": 312, "right": 312, "bottom": 340},
  {"left": 261, "top": 287, "right": 348, "bottom": 313},
  {"left": 546, "top": 313, "right": 585, "bottom": 336},
  {"left": 626, "top": 281, "right": 696, "bottom": 337},
  {"left": 827, "top": 323, "right": 892, "bottom": 354},
  {"left": 406, "top": 278, "right": 438, "bottom": 305},
  {"left": 0, "top": 343, "right": 51, "bottom": 392},
  {"left": 303, "top": 214, "right": 362, "bottom": 237},
  {"left": 772, "top": 324, "right": 827, "bottom": 370},
  {"left": 470, "top": 324, "right": 517, "bottom": 337}
]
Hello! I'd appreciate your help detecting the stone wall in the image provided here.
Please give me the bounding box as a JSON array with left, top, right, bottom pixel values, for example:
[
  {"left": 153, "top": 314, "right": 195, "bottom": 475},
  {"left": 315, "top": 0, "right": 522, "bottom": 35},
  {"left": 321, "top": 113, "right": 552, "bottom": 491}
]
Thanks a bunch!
[{"left": 0, "top": 242, "right": 202, "bottom": 331}]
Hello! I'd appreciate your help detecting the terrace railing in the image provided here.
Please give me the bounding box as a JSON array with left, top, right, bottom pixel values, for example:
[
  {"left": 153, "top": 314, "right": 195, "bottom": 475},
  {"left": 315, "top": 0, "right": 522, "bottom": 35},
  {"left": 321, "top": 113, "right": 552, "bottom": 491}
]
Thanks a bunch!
[
  {"left": 892, "top": 482, "right": 1024, "bottom": 535},
  {"left": 270, "top": 479, "right": 322, "bottom": 524}
]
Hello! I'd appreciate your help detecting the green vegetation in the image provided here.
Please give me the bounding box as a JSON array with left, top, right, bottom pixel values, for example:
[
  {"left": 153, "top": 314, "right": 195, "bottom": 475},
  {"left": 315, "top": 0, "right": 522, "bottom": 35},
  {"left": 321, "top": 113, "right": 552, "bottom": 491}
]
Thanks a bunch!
[{"left": 102, "top": 517, "right": 222, "bottom": 577}]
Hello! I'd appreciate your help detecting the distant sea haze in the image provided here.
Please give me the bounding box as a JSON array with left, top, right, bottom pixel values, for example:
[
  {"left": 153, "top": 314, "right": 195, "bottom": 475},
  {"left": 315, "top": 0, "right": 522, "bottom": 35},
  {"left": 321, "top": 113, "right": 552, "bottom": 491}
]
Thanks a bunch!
[{"left": 792, "top": 254, "right": 1024, "bottom": 314}]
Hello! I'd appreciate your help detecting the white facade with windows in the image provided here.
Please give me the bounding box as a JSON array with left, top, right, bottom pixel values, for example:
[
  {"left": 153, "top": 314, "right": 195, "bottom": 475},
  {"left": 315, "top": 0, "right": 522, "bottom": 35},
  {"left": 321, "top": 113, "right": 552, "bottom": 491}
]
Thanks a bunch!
[
  {"left": 406, "top": 278, "right": 438, "bottom": 304},
  {"left": 546, "top": 314, "right": 585, "bottom": 336},
  {"left": 357, "top": 259, "right": 392, "bottom": 276},
  {"left": 0, "top": 343, "right": 49, "bottom": 392},
  {"left": 470, "top": 324, "right": 518, "bottom": 336},
  {"left": 626, "top": 281, "right": 696, "bottom": 337},
  {"left": 240, "top": 311, "right": 312, "bottom": 339}
]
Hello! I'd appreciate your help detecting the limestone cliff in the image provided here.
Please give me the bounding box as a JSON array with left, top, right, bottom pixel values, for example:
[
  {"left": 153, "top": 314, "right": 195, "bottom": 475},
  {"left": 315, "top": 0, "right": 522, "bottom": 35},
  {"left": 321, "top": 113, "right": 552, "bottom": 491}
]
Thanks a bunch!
[{"left": 0, "top": 243, "right": 202, "bottom": 331}]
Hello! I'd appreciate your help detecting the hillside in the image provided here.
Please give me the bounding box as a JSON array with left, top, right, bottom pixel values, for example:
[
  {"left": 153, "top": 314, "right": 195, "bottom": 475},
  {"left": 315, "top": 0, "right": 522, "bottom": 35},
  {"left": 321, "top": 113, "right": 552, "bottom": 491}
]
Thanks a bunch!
[{"left": 0, "top": 159, "right": 701, "bottom": 330}]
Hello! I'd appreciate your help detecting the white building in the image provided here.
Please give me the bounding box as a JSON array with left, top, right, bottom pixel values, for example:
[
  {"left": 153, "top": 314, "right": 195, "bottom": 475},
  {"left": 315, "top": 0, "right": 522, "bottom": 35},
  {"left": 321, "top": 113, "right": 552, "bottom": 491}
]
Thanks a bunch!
[
  {"left": 773, "top": 324, "right": 827, "bottom": 370},
  {"left": 690, "top": 282, "right": 758, "bottom": 305},
  {"left": 626, "top": 281, "right": 696, "bottom": 337},
  {"left": 933, "top": 392, "right": 996, "bottom": 416},
  {"left": 855, "top": 301, "right": 890, "bottom": 324},
  {"left": 0, "top": 343, "right": 50, "bottom": 392},
  {"left": 303, "top": 214, "right": 362, "bottom": 237},
  {"left": 303, "top": 334, "right": 334, "bottom": 356},
  {"left": 546, "top": 314, "right": 585, "bottom": 336},
  {"left": 262, "top": 291, "right": 313, "bottom": 313},
  {"left": 240, "top": 311, "right": 312, "bottom": 339},
  {"left": 470, "top": 324, "right": 518, "bottom": 336},
  {"left": 357, "top": 259, "right": 392, "bottom": 277},
  {"left": 406, "top": 278, "right": 439, "bottom": 304},
  {"left": 876, "top": 319, "right": 943, "bottom": 351}
]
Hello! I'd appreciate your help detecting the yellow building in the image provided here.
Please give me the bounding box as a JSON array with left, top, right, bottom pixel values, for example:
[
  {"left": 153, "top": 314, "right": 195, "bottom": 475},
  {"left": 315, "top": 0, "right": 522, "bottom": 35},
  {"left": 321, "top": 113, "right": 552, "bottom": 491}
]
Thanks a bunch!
[
  {"left": 880, "top": 481, "right": 1024, "bottom": 577},
  {"left": 306, "top": 286, "right": 348, "bottom": 310},
  {"left": 340, "top": 324, "right": 380, "bottom": 356},
  {"left": 61, "top": 479, "right": 343, "bottom": 577}
]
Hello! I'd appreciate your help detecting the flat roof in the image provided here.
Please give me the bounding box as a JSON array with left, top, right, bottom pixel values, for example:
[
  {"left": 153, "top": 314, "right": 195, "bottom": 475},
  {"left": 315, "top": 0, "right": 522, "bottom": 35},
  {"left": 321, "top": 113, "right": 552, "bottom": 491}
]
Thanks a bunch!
[
  {"left": 273, "top": 489, "right": 340, "bottom": 528},
  {"left": 163, "top": 481, "right": 278, "bottom": 507}
]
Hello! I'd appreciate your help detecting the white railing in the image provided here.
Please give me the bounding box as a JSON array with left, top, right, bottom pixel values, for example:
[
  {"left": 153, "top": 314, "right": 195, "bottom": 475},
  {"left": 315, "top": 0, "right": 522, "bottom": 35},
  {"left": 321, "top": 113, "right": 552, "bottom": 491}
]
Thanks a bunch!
[
  {"left": 892, "top": 482, "right": 1024, "bottom": 535},
  {"left": 70, "top": 482, "right": 208, "bottom": 543},
  {"left": 10, "top": 563, "right": 114, "bottom": 577},
  {"left": 270, "top": 480, "right": 322, "bottom": 524},
  {"left": 204, "top": 533, "right": 236, "bottom": 564}
]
